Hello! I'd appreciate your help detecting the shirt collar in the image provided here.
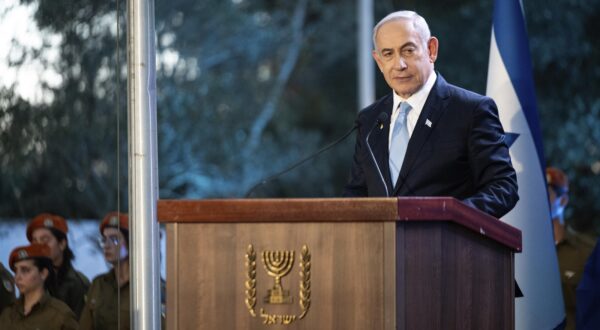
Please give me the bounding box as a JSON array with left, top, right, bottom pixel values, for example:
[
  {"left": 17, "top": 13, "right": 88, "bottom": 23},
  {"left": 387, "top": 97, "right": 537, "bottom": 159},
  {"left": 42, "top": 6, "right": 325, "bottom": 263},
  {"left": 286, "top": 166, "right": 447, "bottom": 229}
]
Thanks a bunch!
[
  {"left": 392, "top": 71, "right": 437, "bottom": 114},
  {"left": 105, "top": 269, "right": 130, "bottom": 289},
  {"left": 16, "top": 291, "right": 51, "bottom": 316}
]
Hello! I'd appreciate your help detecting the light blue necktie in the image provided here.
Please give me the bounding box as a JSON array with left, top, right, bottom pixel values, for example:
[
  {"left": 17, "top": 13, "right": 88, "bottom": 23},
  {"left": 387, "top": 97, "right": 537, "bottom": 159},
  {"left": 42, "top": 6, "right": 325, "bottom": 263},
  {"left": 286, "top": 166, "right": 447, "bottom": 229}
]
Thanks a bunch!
[{"left": 389, "top": 102, "right": 412, "bottom": 185}]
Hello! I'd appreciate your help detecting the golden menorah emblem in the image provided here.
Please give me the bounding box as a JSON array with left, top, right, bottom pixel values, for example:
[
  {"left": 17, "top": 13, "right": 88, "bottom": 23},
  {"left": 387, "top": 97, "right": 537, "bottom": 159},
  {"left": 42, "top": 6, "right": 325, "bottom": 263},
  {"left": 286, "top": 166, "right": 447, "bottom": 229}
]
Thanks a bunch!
[
  {"left": 262, "top": 250, "right": 295, "bottom": 304},
  {"left": 245, "top": 244, "right": 311, "bottom": 324}
]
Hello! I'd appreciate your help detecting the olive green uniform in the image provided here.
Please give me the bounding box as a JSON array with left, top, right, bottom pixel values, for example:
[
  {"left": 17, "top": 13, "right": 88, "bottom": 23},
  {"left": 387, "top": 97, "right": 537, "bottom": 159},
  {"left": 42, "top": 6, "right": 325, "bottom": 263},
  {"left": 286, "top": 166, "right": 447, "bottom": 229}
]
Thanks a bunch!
[
  {"left": 0, "top": 263, "right": 16, "bottom": 315},
  {"left": 55, "top": 265, "right": 90, "bottom": 318},
  {"left": 556, "top": 230, "right": 597, "bottom": 330},
  {"left": 79, "top": 271, "right": 130, "bottom": 330},
  {"left": 0, "top": 291, "right": 79, "bottom": 330}
]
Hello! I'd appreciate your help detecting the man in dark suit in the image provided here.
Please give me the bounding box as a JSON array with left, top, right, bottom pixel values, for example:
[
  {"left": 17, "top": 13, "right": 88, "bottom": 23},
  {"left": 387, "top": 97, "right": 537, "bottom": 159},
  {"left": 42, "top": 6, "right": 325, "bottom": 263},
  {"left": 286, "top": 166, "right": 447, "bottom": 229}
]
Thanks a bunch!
[{"left": 343, "top": 10, "right": 518, "bottom": 219}]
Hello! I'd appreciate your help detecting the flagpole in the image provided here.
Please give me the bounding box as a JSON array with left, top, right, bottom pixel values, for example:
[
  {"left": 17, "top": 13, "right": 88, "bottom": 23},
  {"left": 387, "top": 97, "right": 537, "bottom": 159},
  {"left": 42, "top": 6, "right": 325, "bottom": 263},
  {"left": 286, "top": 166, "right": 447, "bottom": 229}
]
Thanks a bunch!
[{"left": 127, "top": 0, "right": 161, "bottom": 328}]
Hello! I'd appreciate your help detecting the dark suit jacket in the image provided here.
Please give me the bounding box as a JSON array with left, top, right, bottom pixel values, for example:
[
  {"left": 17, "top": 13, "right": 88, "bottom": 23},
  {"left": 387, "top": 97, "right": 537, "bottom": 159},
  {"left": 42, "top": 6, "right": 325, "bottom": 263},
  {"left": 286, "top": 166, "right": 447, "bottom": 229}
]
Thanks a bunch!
[{"left": 343, "top": 74, "right": 519, "bottom": 219}]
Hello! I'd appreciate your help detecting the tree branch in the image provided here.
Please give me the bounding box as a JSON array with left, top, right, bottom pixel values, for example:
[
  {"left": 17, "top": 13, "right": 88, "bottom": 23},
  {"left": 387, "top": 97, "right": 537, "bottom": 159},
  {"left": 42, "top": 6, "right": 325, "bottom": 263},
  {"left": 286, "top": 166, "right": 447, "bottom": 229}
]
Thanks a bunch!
[{"left": 244, "top": 0, "right": 308, "bottom": 154}]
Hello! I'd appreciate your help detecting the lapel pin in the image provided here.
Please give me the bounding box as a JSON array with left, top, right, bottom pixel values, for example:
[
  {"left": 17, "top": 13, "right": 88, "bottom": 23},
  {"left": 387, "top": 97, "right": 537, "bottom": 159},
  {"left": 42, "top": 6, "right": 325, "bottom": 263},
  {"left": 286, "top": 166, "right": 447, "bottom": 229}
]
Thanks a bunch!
[
  {"left": 425, "top": 119, "right": 432, "bottom": 127},
  {"left": 379, "top": 123, "right": 384, "bottom": 129}
]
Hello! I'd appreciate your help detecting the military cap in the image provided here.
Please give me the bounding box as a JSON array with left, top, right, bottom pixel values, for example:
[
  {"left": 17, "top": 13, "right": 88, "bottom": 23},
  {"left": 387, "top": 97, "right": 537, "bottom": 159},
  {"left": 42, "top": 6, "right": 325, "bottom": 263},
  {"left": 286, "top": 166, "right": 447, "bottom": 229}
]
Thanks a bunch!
[
  {"left": 100, "top": 212, "right": 129, "bottom": 234},
  {"left": 26, "top": 213, "right": 68, "bottom": 241},
  {"left": 9, "top": 244, "right": 51, "bottom": 271}
]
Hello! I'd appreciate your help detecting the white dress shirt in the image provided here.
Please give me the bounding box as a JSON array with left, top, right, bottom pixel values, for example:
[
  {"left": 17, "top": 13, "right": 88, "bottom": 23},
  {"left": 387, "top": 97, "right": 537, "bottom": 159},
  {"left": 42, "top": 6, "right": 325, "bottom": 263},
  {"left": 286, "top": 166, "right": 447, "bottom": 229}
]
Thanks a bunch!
[{"left": 388, "top": 71, "right": 437, "bottom": 149}]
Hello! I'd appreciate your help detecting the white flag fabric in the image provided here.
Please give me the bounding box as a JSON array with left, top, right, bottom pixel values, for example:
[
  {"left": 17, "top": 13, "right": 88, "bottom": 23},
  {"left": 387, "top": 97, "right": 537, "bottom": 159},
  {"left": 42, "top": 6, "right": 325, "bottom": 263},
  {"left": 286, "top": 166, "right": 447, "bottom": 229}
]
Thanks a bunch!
[{"left": 486, "top": 1, "right": 565, "bottom": 329}]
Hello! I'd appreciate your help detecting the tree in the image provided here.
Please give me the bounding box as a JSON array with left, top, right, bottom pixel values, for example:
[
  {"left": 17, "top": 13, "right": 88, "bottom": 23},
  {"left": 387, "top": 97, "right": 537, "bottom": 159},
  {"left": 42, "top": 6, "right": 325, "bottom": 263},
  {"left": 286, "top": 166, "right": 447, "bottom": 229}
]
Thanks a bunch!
[
  {"left": 1, "top": 0, "right": 599, "bottom": 233},
  {"left": 525, "top": 0, "right": 600, "bottom": 231},
  {"left": 1, "top": 0, "right": 360, "bottom": 217}
]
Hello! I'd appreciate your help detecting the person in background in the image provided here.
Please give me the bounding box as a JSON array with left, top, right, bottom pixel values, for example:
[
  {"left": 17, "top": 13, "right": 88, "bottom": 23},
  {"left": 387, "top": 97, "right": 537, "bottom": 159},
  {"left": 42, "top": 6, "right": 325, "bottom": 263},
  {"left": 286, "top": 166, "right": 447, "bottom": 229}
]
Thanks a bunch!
[
  {"left": 547, "top": 167, "right": 596, "bottom": 329},
  {"left": 0, "top": 243, "right": 78, "bottom": 329},
  {"left": 576, "top": 239, "right": 600, "bottom": 329},
  {"left": 547, "top": 167, "right": 570, "bottom": 245},
  {"left": 27, "top": 213, "right": 90, "bottom": 318},
  {"left": 80, "top": 211, "right": 130, "bottom": 330},
  {"left": 0, "top": 262, "right": 16, "bottom": 315}
]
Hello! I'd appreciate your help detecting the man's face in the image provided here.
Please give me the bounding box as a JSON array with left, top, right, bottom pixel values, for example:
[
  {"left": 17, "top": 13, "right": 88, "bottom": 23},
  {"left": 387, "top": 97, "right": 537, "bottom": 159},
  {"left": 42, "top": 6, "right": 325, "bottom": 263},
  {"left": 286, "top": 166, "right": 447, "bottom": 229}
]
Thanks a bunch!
[
  {"left": 372, "top": 19, "right": 438, "bottom": 98},
  {"left": 31, "top": 228, "right": 65, "bottom": 267}
]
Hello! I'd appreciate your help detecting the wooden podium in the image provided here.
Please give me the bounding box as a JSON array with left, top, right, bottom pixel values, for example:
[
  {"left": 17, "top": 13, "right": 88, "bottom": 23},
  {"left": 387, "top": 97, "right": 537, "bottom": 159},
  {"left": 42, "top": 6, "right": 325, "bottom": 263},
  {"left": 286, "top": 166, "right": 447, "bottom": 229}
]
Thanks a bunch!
[{"left": 158, "top": 197, "right": 521, "bottom": 330}]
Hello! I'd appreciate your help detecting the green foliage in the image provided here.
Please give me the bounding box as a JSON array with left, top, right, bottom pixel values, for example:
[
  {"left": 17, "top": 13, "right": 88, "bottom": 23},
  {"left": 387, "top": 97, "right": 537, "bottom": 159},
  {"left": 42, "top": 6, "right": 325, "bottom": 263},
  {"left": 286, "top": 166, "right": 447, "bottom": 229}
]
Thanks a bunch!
[
  {"left": 1, "top": 0, "right": 127, "bottom": 218},
  {"left": 525, "top": 0, "right": 600, "bottom": 232},
  {"left": 154, "top": 0, "right": 358, "bottom": 198},
  {"left": 0, "top": 0, "right": 599, "bottom": 232}
]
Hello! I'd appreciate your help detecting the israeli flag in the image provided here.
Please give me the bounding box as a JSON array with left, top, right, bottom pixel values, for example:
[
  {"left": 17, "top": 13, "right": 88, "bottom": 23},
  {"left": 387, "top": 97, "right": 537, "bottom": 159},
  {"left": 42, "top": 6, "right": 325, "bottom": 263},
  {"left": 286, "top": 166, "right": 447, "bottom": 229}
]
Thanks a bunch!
[{"left": 486, "top": 1, "right": 565, "bottom": 329}]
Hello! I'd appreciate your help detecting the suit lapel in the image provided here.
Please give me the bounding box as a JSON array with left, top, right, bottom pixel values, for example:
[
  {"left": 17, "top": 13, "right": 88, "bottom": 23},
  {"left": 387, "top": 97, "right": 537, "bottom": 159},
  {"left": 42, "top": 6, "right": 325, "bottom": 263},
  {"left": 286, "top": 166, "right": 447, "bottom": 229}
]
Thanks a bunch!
[
  {"left": 369, "top": 95, "right": 394, "bottom": 192},
  {"left": 393, "top": 74, "right": 451, "bottom": 194}
]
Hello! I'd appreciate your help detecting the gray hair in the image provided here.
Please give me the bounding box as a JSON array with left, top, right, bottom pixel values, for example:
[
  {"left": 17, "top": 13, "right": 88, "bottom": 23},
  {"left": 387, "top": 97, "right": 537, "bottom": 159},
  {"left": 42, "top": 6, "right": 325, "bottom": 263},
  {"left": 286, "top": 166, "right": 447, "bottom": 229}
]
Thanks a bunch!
[{"left": 372, "top": 11, "right": 431, "bottom": 51}]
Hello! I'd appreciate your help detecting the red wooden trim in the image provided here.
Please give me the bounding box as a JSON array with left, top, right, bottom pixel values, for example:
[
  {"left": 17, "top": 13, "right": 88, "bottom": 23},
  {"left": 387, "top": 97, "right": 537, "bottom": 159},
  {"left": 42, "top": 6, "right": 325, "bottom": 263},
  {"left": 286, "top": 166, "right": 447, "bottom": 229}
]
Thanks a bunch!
[
  {"left": 157, "top": 198, "right": 399, "bottom": 222},
  {"left": 395, "top": 197, "right": 522, "bottom": 252}
]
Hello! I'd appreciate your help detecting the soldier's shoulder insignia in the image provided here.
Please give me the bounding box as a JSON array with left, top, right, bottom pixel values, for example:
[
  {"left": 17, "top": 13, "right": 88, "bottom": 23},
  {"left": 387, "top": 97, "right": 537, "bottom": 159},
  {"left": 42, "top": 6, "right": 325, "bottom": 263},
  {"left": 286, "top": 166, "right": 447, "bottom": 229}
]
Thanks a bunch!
[{"left": 3, "top": 279, "right": 13, "bottom": 292}]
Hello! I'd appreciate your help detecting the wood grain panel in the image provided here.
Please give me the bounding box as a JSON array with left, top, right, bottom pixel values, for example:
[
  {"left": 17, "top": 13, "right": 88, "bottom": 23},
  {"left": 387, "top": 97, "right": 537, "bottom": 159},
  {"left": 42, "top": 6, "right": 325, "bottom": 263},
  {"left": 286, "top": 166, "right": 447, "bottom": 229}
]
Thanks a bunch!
[
  {"left": 398, "top": 222, "right": 514, "bottom": 330},
  {"left": 170, "top": 222, "right": 396, "bottom": 330},
  {"left": 166, "top": 224, "right": 177, "bottom": 330},
  {"left": 162, "top": 198, "right": 519, "bottom": 330}
]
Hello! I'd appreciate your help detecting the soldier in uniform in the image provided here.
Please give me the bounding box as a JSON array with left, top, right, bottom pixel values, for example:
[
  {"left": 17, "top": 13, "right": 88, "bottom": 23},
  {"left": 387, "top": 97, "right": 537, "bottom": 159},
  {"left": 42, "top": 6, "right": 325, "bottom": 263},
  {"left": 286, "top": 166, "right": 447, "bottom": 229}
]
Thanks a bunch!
[
  {"left": 576, "top": 239, "right": 600, "bottom": 329},
  {"left": 0, "top": 243, "right": 79, "bottom": 329},
  {"left": 547, "top": 167, "right": 597, "bottom": 329},
  {"left": 27, "top": 213, "right": 90, "bottom": 318},
  {"left": 80, "top": 212, "right": 131, "bottom": 330},
  {"left": 0, "top": 262, "right": 16, "bottom": 315}
]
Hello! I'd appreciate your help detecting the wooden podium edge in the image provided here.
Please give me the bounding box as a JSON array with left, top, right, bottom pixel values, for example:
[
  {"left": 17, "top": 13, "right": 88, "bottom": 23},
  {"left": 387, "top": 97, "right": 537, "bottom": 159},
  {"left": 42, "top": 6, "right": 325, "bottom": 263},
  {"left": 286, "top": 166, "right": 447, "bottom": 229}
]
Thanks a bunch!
[
  {"left": 395, "top": 197, "right": 522, "bottom": 252},
  {"left": 157, "top": 197, "right": 521, "bottom": 251}
]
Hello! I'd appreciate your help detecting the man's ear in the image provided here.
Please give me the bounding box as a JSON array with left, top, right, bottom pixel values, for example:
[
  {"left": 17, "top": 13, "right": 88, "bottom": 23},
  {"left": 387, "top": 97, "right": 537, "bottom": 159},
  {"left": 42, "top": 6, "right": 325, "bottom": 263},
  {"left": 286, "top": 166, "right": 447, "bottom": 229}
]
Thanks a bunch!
[
  {"left": 372, "top": 50, "right": 384, "bottom": 73},
  {"left": 427, "top": 37, "right": 439, "bottom": 63}
]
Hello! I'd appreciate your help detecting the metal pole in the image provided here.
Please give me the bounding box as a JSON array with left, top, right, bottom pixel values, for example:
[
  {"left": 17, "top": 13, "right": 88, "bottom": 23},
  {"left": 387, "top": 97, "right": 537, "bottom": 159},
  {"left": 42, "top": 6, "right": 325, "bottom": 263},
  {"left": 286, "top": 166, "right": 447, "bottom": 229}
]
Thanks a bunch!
[
  {"left": 357, "top": 0, "right": 374, "bottom": 110},
  {"left": 127, "top": 0, "right": 160, "bottom": 329}
]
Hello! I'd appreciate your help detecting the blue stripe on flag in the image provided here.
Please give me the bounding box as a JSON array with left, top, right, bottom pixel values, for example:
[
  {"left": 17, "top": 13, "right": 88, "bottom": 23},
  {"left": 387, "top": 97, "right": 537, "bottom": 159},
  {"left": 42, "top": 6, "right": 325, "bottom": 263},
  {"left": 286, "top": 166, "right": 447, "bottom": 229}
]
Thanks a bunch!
[{"left": 492, "top": 0, "right": 546, "bottom": 170}]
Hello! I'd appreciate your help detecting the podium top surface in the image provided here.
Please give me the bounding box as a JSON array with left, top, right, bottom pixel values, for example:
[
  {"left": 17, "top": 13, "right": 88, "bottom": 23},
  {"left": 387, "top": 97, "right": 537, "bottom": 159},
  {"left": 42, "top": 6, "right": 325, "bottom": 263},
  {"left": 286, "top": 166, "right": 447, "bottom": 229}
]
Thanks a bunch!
[{"left": 157, "top": 197, "right": 521, "bottom": 251}]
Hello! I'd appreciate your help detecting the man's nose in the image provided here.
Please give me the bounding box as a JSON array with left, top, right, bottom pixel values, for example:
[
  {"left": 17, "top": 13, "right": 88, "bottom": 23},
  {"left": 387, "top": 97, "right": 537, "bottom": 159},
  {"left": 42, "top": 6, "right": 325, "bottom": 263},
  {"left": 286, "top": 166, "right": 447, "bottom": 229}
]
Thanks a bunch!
[{"left": 394, "top": 55, "right": 407, "bottom": 69}]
